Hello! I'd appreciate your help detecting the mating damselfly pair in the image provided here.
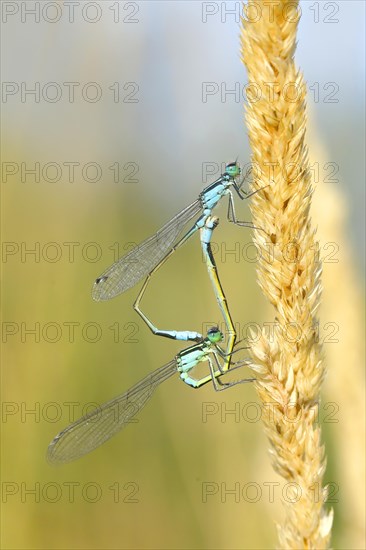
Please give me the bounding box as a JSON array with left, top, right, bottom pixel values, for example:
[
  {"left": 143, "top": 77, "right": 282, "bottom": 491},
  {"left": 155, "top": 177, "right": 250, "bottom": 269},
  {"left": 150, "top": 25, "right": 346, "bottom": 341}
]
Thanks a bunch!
[{"left": 48, "top": 162, "right": 261, "bottom": 464}]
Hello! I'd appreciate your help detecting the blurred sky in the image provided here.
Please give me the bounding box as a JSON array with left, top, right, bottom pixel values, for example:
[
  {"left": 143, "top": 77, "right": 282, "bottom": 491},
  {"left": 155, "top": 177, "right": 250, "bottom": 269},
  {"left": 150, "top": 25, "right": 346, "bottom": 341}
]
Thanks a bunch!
[{"left": 3, "top": 1, "right": 365, "bottom": 264}]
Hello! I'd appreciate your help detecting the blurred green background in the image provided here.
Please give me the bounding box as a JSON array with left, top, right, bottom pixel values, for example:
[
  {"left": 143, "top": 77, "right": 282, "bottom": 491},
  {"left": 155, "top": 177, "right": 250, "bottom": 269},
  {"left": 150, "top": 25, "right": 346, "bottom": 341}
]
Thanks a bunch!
[{"left": 1, "top": 1, "right": 365, "bottom": 549}]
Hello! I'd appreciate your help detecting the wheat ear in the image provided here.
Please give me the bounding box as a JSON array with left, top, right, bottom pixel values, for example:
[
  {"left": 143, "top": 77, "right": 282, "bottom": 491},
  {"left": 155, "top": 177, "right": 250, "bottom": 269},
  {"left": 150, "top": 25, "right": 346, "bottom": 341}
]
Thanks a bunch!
[{"left": 240, "top": 1, "right": 333, "bottom": 547}]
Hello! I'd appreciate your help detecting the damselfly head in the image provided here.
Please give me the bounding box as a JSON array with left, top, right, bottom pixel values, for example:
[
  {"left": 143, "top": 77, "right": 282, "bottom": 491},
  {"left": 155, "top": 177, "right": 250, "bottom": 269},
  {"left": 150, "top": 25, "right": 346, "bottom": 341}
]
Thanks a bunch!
[
  {"left": 225, "top": 161, "right": 241, "bottom": 180},
  {"left": 207, "top": 326, "right": 224, "bottom": 344}
]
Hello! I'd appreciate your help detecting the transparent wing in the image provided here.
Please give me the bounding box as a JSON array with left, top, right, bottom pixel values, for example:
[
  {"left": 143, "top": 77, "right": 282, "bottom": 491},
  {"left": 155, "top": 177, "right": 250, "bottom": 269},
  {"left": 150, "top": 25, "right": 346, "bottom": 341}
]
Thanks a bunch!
[
  {"left": 92, "top": 199, "right": 202, "bottom": 300},
  {"left": 47, "top": 360, "right": 177, "bottom": 464}
]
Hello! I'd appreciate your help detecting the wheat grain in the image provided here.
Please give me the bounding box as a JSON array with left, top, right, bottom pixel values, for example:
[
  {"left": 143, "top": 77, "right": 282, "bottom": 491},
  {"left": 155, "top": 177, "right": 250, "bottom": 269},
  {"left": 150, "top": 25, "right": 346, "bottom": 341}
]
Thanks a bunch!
[{"left": 240, "top": 1, "right": 333, "bottom": 547}]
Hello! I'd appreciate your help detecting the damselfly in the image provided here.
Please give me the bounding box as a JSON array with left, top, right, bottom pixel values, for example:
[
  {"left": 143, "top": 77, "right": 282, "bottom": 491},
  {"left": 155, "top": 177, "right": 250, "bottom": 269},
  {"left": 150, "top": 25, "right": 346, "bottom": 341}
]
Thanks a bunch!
[
  {"left": 47, "top": 328, "right": 253, "bottom": 464},
  {"left": 92, "top": 162, "right": 258, "bottom": 306}
]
